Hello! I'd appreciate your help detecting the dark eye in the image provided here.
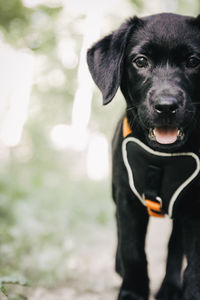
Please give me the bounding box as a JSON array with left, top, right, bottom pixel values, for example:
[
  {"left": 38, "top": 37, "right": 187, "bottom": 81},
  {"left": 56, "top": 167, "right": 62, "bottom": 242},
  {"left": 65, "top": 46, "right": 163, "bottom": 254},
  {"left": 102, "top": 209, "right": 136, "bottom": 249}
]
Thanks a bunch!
[
  {"left": 186, "top": 56, "right": 200, "bottom": 68},
  {"left": 133, "top": 56, "right": 149, "bottom": 68}
]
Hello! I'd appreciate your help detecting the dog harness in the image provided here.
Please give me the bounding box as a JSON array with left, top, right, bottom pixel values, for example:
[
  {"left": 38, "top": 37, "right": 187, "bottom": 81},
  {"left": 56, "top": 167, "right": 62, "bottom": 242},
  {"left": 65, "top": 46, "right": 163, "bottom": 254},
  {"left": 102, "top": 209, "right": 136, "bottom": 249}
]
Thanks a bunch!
[{"left": 122, "top": 117, "right": 200, "bottom": 218}]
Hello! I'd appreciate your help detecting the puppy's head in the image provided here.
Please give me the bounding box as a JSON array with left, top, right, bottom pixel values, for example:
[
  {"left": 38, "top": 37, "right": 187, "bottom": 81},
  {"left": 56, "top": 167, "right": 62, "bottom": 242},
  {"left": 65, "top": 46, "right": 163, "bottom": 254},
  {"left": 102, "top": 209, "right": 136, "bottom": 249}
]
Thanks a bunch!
[{"left": 87, "top": 13, "right": 200, "bottom": 151}]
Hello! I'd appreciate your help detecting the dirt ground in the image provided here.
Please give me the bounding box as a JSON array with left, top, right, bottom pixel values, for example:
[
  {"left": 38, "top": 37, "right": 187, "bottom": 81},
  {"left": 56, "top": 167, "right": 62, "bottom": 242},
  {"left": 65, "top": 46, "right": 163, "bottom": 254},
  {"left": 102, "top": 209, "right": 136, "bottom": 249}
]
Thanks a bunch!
[{"left": 3, "top": 217, "right": 172, "bottom": 300}]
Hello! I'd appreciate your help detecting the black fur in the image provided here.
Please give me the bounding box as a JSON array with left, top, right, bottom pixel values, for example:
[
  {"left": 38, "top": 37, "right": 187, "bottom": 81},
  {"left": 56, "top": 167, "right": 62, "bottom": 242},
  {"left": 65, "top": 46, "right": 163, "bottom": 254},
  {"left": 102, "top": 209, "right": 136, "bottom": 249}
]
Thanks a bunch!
[{"left": 87, "top": 13, "right": 200, "bottom": 299}]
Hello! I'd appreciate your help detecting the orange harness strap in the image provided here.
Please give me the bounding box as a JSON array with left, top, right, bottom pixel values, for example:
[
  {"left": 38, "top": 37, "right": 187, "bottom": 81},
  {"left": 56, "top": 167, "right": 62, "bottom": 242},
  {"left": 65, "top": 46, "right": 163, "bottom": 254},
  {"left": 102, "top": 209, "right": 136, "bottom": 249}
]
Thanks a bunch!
[
  {"left": 145, "top": 199, "right": 164, "bottom": 218},
  {"left": 123, "top": 117, "right": 132, "bottom": 138},
  {"left": 122, "top": 116, "right": 164, "bottom": 218}
]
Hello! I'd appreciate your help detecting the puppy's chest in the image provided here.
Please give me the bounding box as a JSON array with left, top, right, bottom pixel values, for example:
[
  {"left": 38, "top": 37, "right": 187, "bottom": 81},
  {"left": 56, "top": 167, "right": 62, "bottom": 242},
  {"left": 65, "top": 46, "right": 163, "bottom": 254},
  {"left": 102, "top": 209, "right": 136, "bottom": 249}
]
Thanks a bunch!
[{"left": 122, "top": 118, "right": 200, "bottom": 218}]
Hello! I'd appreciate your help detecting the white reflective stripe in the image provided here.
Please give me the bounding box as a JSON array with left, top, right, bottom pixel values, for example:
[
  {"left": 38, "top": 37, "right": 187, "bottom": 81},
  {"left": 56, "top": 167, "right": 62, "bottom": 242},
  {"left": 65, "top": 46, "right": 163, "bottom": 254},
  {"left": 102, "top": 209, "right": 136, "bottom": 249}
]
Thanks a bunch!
[
  {"left": 168, "top": 154, "right": 200, "bottom": 217},
  {"left": 122, "top": 137, "right": 200, "bottom": 218},
  {"left": 122, "top": 138, "right": 145, "bottom": 205}
]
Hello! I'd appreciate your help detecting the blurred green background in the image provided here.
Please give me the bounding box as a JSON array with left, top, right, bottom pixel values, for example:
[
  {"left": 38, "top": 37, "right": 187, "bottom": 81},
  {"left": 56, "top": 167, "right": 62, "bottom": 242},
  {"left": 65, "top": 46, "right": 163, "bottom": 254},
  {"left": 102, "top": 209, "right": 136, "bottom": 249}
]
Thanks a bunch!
[{"left": 0, "top": 0, "right": 199, "bottom": 299}]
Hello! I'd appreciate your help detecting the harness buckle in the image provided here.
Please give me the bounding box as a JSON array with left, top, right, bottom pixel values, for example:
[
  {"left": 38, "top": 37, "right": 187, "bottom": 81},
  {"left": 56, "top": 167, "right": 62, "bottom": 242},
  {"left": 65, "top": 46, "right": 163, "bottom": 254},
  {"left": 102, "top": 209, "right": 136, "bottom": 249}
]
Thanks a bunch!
[{"left": 145, "top": 196, "right": 164, "bottom": 218}]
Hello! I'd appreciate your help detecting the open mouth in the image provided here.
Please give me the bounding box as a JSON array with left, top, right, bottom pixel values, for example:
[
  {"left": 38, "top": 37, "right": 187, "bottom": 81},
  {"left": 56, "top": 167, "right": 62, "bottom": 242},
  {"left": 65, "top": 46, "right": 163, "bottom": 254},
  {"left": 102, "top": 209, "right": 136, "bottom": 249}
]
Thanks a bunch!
[{"left": 149, "top": 127, "right": 184, "bottom": 144}]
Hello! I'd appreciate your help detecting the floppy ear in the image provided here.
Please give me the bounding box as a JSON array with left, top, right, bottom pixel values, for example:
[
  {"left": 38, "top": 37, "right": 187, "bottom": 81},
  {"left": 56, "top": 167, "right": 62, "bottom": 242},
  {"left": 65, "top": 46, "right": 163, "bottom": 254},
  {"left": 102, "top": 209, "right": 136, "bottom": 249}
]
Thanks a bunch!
[{"left": 87, "top": 17, "right": 142, "bottom": 105}]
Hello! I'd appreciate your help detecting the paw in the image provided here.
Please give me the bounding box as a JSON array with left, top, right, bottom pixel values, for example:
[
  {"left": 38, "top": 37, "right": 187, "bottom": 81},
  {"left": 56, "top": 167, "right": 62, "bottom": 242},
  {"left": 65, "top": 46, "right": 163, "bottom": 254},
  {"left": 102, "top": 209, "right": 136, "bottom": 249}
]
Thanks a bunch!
[
  {"left": 118, "top": 289, "right": 147, "bottom": 300},
  {"left": 156, "top": 281, "right": 182, "bottom": 300}
]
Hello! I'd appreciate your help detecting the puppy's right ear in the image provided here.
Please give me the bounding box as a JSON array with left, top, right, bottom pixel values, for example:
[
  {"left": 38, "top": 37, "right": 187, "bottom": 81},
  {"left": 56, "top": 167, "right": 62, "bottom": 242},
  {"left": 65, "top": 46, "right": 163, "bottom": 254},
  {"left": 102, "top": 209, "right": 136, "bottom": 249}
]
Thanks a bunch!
[{"left": 87, "top": 17, "right": 142, "bottom": 105}]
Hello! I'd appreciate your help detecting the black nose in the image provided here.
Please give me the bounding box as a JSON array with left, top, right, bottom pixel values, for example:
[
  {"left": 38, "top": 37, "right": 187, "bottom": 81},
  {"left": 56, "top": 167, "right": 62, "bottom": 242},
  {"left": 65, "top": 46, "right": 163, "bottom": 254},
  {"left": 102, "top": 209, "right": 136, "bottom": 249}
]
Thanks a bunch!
[{"left": 154, "top": 96, "right": 179, "bottom": 115}]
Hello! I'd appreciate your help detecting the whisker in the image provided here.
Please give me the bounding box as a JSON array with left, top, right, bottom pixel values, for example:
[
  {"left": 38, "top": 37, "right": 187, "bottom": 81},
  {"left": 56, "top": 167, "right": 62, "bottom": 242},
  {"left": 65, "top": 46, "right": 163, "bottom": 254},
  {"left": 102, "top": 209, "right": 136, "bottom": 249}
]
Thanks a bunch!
[{"left": 126, "top": 106, "right": 137, "bottom": 111}]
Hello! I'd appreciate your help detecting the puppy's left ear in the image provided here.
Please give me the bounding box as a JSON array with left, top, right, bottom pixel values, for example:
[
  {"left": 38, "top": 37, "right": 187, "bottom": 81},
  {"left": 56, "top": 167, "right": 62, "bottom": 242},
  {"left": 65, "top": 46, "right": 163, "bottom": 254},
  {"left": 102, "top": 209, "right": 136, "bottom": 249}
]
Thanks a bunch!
[{"left": 87, "top": 17, "right": 142, "bottom": 105}]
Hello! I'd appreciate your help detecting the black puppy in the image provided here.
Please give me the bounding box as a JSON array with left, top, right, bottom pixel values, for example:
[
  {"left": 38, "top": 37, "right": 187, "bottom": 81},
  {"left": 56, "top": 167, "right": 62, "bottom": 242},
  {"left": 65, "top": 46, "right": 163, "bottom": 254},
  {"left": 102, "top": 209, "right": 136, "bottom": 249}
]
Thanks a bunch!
[{"left": 87, "top": 13, "right": 200, "bottom": 300}]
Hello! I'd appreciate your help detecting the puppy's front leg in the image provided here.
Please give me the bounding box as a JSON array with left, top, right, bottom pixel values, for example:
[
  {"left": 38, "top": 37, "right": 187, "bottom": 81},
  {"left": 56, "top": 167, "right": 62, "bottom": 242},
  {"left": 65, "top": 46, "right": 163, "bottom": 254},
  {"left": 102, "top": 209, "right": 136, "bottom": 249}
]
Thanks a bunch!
[
  {"left": 115, "top": 190, "right": 149, "bottom": 300},
  {"left": 182, "top": 218, "right": 200, "bottom": 300}
]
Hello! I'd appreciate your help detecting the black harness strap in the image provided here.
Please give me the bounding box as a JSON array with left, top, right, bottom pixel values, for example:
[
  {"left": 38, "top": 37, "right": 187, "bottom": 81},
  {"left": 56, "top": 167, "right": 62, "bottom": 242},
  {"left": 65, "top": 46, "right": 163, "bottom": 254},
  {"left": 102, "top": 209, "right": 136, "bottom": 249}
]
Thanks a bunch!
[
  {"left": 123, "top": 117, "right": 165, "bottom": 217},
  {"left": 144, "top": 165, "right": 164, "bottom": 217}
]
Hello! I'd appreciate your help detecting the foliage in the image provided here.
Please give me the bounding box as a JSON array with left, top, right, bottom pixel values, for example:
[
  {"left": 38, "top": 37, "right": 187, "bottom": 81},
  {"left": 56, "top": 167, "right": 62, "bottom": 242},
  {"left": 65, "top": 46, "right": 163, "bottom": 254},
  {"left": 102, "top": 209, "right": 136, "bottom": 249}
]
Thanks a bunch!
[
  {"left": 177, "top": 0, "right": 200, "bottom": 15},
  {"left": 0, "top": 0, "right": 29, "bottom": 29},
  {"left": 130, "top": 0, "right": 144, "bottom": 11},
  {"left": 0, "top": 0, "right": 62, "bottom": 50},
  {"left": 0, "top": 275, "right": 27, "bottom": 299},
  {"left": 0, "top": 117, "right": 114, "bottom": 286}
]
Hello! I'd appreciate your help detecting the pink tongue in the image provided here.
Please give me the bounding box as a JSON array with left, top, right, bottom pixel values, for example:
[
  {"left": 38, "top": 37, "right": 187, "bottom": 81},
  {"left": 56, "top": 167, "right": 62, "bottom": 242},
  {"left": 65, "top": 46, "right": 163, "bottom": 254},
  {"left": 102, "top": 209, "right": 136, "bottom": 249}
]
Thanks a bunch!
[{"left": 154, "top": 127, "right": 178, "bottom": 144}]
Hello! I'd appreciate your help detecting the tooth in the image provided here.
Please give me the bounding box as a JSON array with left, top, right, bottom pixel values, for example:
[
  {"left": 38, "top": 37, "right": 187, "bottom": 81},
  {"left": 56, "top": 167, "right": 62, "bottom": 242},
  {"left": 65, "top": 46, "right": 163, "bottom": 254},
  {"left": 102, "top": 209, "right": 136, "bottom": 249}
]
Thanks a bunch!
[
  {"left": 148, "top": 128, "right": 156, "bottom": 141},
  {"left": 177, "top": 129, "right": 184, "bottom": 140}
]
